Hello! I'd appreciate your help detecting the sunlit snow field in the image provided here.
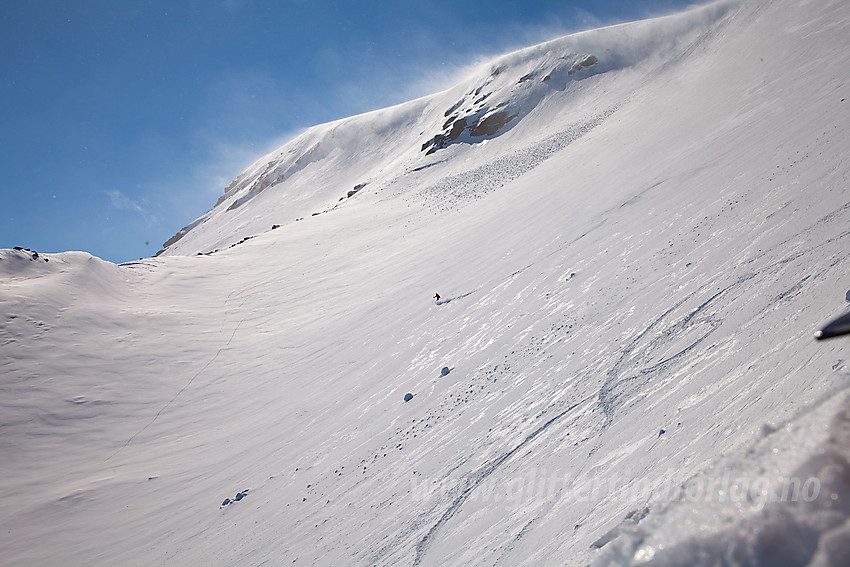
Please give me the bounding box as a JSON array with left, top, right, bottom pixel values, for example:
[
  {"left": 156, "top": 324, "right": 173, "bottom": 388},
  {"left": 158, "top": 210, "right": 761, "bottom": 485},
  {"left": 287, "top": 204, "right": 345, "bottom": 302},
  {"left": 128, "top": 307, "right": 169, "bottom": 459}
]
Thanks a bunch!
[{"left": 2, "top": 0, "right": 849, "bottom": 565}]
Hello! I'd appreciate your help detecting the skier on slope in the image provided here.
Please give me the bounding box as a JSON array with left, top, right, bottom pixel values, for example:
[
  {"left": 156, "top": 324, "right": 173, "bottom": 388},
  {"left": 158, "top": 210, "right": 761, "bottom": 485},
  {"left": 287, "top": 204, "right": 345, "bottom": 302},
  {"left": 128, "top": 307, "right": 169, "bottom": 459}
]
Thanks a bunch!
[{"left": 434, "top": 293, "right": 441, "bottom": 302}]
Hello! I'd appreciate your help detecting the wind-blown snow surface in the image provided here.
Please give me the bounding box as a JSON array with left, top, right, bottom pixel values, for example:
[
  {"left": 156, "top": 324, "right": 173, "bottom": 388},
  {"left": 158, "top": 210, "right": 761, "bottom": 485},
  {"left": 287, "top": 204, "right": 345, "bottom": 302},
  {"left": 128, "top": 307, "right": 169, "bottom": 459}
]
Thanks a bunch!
[{"left": 2, "top": 0, "right": 849, "bottom": 565}]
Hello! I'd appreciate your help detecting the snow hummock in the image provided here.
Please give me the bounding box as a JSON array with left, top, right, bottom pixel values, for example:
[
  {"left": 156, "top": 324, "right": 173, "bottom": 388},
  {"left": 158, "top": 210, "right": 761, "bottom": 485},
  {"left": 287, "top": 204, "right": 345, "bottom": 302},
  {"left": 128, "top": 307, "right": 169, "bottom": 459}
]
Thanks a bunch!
[
  {"left": 592, "top": 389, "right": 850, "bottom": 566},
  {"left": 2, "top": 0, "right": 850, "bottom": 565}
]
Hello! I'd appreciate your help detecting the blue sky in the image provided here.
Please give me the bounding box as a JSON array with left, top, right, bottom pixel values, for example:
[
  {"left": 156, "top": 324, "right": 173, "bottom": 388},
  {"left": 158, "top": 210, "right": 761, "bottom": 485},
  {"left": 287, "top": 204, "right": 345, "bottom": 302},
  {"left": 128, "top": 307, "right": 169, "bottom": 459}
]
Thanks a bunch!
[{"left": 1, "top": 0, "right": 701, "bottom": 263}]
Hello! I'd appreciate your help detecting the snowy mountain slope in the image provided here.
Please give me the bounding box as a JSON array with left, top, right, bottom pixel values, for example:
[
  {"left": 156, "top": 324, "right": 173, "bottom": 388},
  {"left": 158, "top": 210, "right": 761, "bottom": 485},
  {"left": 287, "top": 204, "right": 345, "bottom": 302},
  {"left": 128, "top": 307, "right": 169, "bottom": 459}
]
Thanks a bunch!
[
  {"left": 159, "top": 0, "right": 734, "bottom": 257},
  {"left": 1, "top": 0, "right": 849, "bottom": 566}
]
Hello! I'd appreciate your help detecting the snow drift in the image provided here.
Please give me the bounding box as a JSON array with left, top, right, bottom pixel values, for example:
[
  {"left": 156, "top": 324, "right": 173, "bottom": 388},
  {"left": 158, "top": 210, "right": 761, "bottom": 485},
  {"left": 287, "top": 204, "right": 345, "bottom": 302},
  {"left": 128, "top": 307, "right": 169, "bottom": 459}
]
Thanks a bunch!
[{"left": 2, "top": 0, "right": 849, "bottom": 565}]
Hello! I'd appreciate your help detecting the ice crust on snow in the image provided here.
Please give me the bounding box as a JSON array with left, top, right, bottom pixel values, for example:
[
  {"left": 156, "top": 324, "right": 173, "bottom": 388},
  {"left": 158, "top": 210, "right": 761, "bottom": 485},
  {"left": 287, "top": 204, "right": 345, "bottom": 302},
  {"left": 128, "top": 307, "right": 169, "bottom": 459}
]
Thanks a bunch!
[{"left": 2, "top": 0, "right": 850, "bottom": 565}]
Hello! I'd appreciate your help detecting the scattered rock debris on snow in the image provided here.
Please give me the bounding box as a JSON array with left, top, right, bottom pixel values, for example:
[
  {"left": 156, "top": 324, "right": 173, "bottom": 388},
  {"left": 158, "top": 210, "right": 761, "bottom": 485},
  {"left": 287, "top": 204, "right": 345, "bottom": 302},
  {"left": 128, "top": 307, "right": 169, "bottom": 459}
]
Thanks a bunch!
[{"left": 220, "top": 489, "right": 250, "bottom": 508}]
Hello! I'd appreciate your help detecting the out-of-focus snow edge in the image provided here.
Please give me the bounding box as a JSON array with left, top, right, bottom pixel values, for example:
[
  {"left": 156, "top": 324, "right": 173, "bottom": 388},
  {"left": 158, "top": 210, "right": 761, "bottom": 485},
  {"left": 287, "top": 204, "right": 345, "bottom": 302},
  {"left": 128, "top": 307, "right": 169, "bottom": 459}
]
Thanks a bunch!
[{"left": 590, "top": 385, "right": 850, "bottom": 566}]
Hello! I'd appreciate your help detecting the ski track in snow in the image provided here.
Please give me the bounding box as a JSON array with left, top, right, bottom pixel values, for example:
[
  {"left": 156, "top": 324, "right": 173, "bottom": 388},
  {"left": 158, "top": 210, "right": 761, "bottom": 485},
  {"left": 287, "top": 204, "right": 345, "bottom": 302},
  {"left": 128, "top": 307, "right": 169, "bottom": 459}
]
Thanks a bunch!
[
  {"left": 412, "top": 393, "right": 596, "bottom": 565},
  {"left": 106, "top": 286, "right": 251, "bottom": 461},
  {"left": 407, "top": 199, "right": 850, "bottom": 565},
  {"left": 302, "top": 189, "right": 850, "bottom": 566}
]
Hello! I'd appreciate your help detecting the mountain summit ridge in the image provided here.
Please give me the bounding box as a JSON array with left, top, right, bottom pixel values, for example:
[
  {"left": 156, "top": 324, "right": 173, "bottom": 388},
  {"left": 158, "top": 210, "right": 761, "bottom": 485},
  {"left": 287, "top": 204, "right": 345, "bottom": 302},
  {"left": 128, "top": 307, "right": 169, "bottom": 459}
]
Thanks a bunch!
[{"left": 158, "top": 0, "right": 736, "bottom": 257}]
